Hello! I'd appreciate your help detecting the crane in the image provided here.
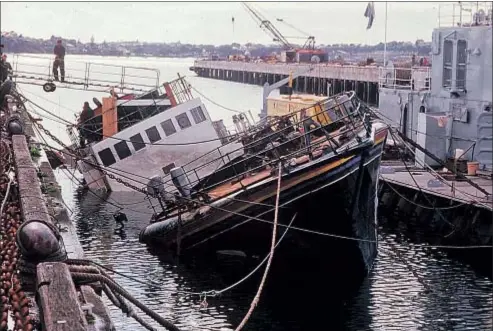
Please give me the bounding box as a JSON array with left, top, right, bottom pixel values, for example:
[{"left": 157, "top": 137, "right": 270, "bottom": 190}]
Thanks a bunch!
[
  {"left": 275, "top": 18, "right": 316, "bottom": 50},
  {"left": 241, "top": 2, "right": 294, "bottom": 50}
]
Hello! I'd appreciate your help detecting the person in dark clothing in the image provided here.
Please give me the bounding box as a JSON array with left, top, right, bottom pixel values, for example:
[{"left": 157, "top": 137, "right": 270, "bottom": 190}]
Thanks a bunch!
[
  {"left": 0, "top": 54, "right": 9, "bottom": 83},
  {"left": 1, "top": 54, "right": 13, "bottom": 80},
  {"left": 0, "top": 46, "right": 14, "bottom": 105},
  {"left": 53, "top": 39, "right": 66, "bottom": 82},
  {"left": 77, "top": 101, "right": 96, "bottom": 147}
]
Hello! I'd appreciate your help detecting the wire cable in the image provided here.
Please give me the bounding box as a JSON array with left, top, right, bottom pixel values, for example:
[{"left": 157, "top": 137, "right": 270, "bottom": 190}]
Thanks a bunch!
[
  {"left": 390, "top": 128, "right": 491, "bottom": 209},
  {"left": 189, "top": 85, "right": 244, "bottom": 114},
  {"left": 383, "top": 179, "right": 467, "bottom": 210},
  {"left": 33, "top": 127, "right": 155, "bottom": 215}
]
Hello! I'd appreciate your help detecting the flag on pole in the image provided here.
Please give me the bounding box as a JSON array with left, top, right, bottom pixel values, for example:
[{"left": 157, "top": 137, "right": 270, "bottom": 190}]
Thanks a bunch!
[{"left": 364, "top": 2, "right": 375, "bottom": 30}]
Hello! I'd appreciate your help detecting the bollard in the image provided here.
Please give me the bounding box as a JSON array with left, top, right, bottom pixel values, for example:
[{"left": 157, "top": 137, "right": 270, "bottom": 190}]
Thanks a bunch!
[
  {"left": 6, "top": 111, "right": 25, "bottom": 136},
  {"left": 16, "top": 220, "right": 63, "bottom": 261}
]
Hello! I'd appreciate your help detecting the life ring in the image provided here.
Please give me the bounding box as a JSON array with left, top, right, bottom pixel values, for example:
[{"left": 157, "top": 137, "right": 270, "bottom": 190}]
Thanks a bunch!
[{"left": 43, "top": 82, "right": 56, "bottom": 93}]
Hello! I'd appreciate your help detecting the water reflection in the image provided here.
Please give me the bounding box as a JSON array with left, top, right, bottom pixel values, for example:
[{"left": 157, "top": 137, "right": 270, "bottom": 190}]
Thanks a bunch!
[{"left": 55, "top": 170, "right": 492, "bottom": 331}]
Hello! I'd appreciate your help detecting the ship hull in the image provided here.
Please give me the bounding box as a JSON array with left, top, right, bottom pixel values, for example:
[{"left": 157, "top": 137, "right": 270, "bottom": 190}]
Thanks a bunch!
[{"left": 141, "top": 129, "right": 386, "bottom": 273}]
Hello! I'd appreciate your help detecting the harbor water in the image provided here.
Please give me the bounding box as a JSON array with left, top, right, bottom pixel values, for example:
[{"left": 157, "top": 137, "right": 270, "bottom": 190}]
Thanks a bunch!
[{"left": 16, "top": 55, "right": 492, "bottom": 331}]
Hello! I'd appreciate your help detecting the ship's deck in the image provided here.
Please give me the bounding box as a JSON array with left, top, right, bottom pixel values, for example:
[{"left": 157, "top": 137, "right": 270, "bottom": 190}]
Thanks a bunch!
[{"left": 206, "top": 124, "right": 352, "bottom": 200}]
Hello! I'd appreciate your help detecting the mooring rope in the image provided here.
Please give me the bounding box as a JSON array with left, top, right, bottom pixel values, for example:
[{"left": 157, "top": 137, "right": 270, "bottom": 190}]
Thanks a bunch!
[
  {"left": 70, "top": 271, "right": 181, "bottom": 331},
  {"left": 67, "top": 264, "right": 159, "bottom": 331},
  {"left": 234, "top": 163, "right": 282, "bottom": 331}
]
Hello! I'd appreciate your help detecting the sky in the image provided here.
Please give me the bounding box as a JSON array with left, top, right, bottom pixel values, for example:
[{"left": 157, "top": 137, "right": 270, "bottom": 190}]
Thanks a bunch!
[{"left": 1, "top": 1, "right": 444, "bottom": 46}]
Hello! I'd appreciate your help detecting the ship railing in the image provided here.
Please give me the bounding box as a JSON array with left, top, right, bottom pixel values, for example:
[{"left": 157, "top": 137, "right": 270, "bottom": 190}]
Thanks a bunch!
[
  {"left": 9, "top": 54, "right": 161, "bottom": 93},
  {"left": 165, "top": 74, "right": 194, "bottom": 105},
  {"left": 378, "top": 66, "right": 431, "bottom": 91},
  {"left": 157, "top": 91, "right": 372, "bottom": 203},
  {"left": 438, "top": 2, "right": 492, "bottom": 28}
]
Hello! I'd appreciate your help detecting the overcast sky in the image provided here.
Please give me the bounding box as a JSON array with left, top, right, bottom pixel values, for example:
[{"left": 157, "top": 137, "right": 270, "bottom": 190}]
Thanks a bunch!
[{"left": 1, "top": 1, "right": 443, "bottom": 45}]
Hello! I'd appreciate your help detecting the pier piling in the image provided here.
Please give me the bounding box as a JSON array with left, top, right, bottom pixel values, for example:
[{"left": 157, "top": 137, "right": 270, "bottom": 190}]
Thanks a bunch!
[{"left": 191, "top": 60, "right": 380, "bottom": 105}]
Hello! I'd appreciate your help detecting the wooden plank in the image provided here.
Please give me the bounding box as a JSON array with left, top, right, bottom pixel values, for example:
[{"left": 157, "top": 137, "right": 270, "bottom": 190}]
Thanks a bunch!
[
  {"left": 101, "top": 97, "right": 118, "bottom": 139},
  {"left": 37, "top": 262, "right": 88, "bottom": 331}
]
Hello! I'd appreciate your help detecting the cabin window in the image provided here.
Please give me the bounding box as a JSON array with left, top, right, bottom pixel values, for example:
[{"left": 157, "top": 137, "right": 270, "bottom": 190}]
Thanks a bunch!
[
  {"left": 161, "top": 119, "right": 177, "bottom": 136},
  {"left": 442, "top": 40, "right": 453, "bottom": 88},
  {"left": 176, "top": 113, "right": 192, "bottom": 130},
  {"left": 130, "top": 133, "right": 145, "bottom": 151},
  {"left": 114, "top": 141, "right": 132, "bottom": 160},
  {"left": 145, "top": 126, "right": 161, "bottom": 144},
  {"left": 456, "top": 40, "right": 467, "bottom": 90},
  {"left": 190, "top": 106, "right": 207, "bottom": 124},
  {"left": 98, "top": 148, "right": 116, "bottom": 167}
]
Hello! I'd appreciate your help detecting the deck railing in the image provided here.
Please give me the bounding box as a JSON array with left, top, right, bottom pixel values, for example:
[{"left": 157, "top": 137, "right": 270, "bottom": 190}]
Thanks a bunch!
[
  {"left": 10, "top": 54, "right": 161, "bottom": 93},
  {"left": 438, "top": 2, "right": 492, "bottom": 28},
  {"left": 378, "top": 66, "right": 431, "bottom": 91},
  {"left": 155, "top": 91, "right": 373, "bottom": 207}
]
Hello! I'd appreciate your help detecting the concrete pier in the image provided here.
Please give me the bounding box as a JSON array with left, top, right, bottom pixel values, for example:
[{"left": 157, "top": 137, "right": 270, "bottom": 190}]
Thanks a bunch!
[
  {"left": 0, "top": 92, "right": 114, "bottom": 330},
  {"left": 191, "top": 60, "right": 380, "bottom": 106},
  {"left": 10, "top": 133, "right": 114, "bottom": 331}
]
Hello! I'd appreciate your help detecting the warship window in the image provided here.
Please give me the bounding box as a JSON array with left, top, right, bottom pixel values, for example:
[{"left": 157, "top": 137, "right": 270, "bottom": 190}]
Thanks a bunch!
[
  {"left": 161, "top": 119, "right": 177, "bottom": 136},
  {"left": 191, "top": 106, "right": 207, "bottom": 124},
  {"left": 130, "top": 133, "right": 145, "bottom": 151},
  {"left": 176, "top": 113, "right": 192, "bottom": 129},
  {"left": 98, "top": 148, "right": 116, "bottom": 167},
  {"left": 146, "top": 126, "right": 161, "bottom": 144},
  {"left": 442, "top": 40, "right": 453, "bottom": 88},
  {"left": 114, "top": 141, "right": 132, "bottom": 160},
  {"left": 456, "top": 40, "right": 467, "bottom": 90}
]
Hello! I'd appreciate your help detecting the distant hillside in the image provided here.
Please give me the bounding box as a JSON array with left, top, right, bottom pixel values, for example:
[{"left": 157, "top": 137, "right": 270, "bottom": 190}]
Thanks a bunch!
[{"left": 1, "top": 31, "right": 431, "bottom": 59}]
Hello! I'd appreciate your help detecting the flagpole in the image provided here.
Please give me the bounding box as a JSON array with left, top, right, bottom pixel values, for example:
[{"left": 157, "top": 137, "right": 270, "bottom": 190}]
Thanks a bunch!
[{"left": 384, "top": 2, "right": 388, "bottom": 66}]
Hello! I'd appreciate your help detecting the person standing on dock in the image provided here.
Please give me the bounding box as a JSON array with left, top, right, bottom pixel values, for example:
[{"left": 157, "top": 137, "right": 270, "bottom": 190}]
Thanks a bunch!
[
  {"left": 0, "top": 45, "right": 14, "bottom": 104},
  {"left": 53, "top": 39, "right": 66, "bottom": 82},
  {"left": 1, "top": 54, "right": 13, "bottom": 80}
]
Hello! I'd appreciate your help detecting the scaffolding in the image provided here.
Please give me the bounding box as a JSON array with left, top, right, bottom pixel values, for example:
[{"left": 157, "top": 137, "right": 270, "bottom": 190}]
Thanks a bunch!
[{"left": 9, "top": 54, "right": 161, "bottom": 94}]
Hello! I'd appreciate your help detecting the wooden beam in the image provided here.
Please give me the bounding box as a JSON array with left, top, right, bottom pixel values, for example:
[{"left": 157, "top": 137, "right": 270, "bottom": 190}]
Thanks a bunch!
[
  {"left": 37, "top": 262, "right": 88, "bottom": 331},
  {"left": 101, "top": 97, "right": 118, "bottom": 139}
]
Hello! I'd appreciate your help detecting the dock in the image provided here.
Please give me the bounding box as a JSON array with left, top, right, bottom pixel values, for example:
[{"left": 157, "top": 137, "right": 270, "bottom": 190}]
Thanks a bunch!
[
  {"left": 191, "top": 59, "right": 380, "bottom": 105},
  {"left": 380, "top": 166, "right": 492, "bottom": 210},
  {"left": 2, "top": 95, "right": 114, "bottom": 330},
  {"left": 190, "top": 60, "right": 431, "bottom": 107},
  {"left": 378, "top": 160, "right": 492, "bottom": 246}
]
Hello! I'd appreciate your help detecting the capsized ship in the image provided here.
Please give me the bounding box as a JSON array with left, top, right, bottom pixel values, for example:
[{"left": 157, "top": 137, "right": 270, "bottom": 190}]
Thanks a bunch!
[
  {"left": 66, "top": 75, "right": 244, "bottom": 192},
  {"left": 140, "top": 90, "right": 388, "bottom": 273}
]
